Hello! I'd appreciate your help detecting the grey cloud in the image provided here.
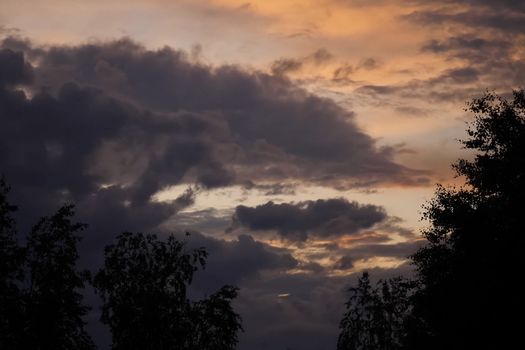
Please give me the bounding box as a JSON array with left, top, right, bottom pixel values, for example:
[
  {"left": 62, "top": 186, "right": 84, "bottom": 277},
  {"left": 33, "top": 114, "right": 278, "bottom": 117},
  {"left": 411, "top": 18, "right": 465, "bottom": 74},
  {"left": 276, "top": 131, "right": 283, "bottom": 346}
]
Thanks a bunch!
[
  {"left": 270, "top": 58, "right": 303, "bottom": 76},
  {"left": 422, "top": 35, "right": 513, "bottom": 64},
  {"left": 358, "top": 57, "right": 379, "bottom": 70},
  {"left": 434, "top": 67, "right": 480, "bottom": 84},
  {"left": 402, "top": 1, "right": 525, "bottom": 99},
  {"left": 230, "top": 198, "right": 387, "bottom": 241},
  {"left": 342, "top": 241, "right": 422, "bottom": 263},
  {"left": 394, "top": 105, "right": 431, "bottom": 117},
  {"left": 332, "top": 63, "right": 354, "bottom": 82},
  {"left": 182, "top": 232, "right": 298, "bottom": 293},
  {"left": 234, "top": 261, "right": 415, "bottom": 350},
  {"left": 270, "top": 48, "right": 333, "bottom": 77},
  {"left": 405, "top": 0, "right": 525, "bottom": 34},
  {"left": 0, "top": 37, "right": 421, "bottom": 239},
  {"left": 355, "top": 84, "right": 400, "bottom": 96},
  {"left": 334, "top": 255, "right": 354, "bottom": 270},
  {"left": 235, "top": 273, "right": 345, "bottom": 350},
  {"left": 0, "top": 36, "right": 422, "bottom": 349},
  {"left": 355, "top": 65, "right": 487, "bottom": 106},
  {"left": 0, "top": 48, "right": 33, "bottom": 86},
  {"left": 310, "top": 48, "right": 333, "bottom": 65},
  {"left": 4, "top": 37, "right": 422, "bottom": 189}
]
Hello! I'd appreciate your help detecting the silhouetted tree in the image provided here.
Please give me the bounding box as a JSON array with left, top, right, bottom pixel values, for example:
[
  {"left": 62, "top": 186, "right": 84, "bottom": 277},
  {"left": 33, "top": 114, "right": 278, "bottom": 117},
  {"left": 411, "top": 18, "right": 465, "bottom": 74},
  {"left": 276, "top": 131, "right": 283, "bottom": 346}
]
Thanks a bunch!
[
  {"left": 22, "top": 205, "right": 95, "bottom": 350},
  {"left": 0, "top": 177, "right": 25, "bottom": 348},
  {"left": 338, "top": 272, "right": 414, "bottom": 350},
  {"left": 408, "top": 90, "right": 525, "bottom": 349},
  {"left": 188, "top": 285, "right": 242, "bottom": 350},
  {"left": 339, "top": 90, "right": 525, "bottom": 350},
  {"left": 93, "top": 232, "right": 242, "bottom": 350}
]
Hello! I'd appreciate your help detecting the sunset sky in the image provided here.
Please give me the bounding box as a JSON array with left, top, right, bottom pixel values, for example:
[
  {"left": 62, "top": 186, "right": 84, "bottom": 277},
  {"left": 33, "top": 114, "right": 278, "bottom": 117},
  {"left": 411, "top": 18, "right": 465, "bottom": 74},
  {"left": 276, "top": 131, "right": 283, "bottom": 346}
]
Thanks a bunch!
[{"left": 1, "top": 1, "right": 524, "bottom": 349}]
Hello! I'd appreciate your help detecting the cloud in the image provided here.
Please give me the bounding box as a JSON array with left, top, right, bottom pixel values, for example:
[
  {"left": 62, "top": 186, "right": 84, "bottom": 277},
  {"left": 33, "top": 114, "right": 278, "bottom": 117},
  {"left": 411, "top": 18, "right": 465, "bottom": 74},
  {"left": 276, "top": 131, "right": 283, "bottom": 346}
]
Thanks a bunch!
[
  {"left": 0, "top": 35, "right": 422, "bottom": 350},
  {"left": 421, "top": 35, "right": 513, "bottom": 64},
  {"left": 188, "top": 233, "right": 299, "bottom": 292},
  {"left": 270, "top": 48, "right": 334, "bottom": 77},
  {"left": 358, "top": 57, "right": 379, "bottom": 70},
  {"left": 1, "top": 37, "right": 424, "bottom": 194},
  {"left": 332, "top": 63, "right": 355, "bottom": 82},
  {"left": 0, "top": 35, "right": 428, "bottom": 259},
  {"left": 334, "top": 255, "right": 354, "bottom": 270},
  {"left": 338, "top": 240, "right": 422, "bottom": 264},
  {"left": 229, "top": 198, "right": 387, "bottom": 241},
  {"left": 233, "top": 261, "right": 415, "bottom": 350},
  {"left": 0, "top": 48, "right": 33, "bottom": 86},
  {"left": 354, "top": 65, "right": 489, "bottom": 105},
  {"left": 271, "top": 58, "right": 303, "bottom": 76},
  {"left": 406, "top": 7, "right": 525, "bottom": 35}
]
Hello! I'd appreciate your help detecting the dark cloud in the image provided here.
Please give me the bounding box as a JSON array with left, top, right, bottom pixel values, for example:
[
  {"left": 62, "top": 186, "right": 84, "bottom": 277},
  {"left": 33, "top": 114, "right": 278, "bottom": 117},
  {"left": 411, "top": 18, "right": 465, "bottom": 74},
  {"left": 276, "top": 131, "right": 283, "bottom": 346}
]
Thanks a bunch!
[
  {"left": 434, "top": 67, "right": 480, "bottom": 84},
  {"left": 234, "top": 272, "right": 345, "bottom": 350},
  {"left": 334, "top": 255, "right": 354, "bottom": 270},
  {"left": 402, "top": 0, "right": 525, "bottom": 41},
  {"left": 230, "top": 198, "right": 387, "bottom": 241},
  {"left": 0, "top": 35, "right": 425, "bottom": 255},
  {"left": 332, "top": 63, "right": 354, "bottom": 82},
  {"left": 356, "top": 84, "right": 399, "bottom": 95},
  {"left": 358, "top": 57, "right": 379, "bottom": 70},
  {"left": 0, "top": 36, "right": 421, "bottom": 350},
  {"left": 421, "top": 35, "right": 513, "bottom": 64},
  {"left": 310, "top": 48, "right": 333, "bottom": 65},
  {"left": 390, "top": 0, "right": 525, "bottom": 108},
  {"left": 354, "top": 64, "right": 489, "bottom": 106},
  {"left": 271, "top": 58, "right": 303, "bottom": 76},
  {"left": 270, "top": 48, "right": 333, "bottom": 77},
  {"left": 234, "top": 261, "right": 415, "bottom": 350},
  {"left": 0, "top": 48, "right": 33, "bottom": 86},
  {"left": 188, "top": 233, "right": 298, "bottom": 292},
  {"left": 406, "top": 8, "right": 525, "bottom": 35},
  {"left": 394, "top": 105, "right": 431, "bottom": 117},
  {"left": 3, "top": 37, "right": 422, "bottom": 190}
]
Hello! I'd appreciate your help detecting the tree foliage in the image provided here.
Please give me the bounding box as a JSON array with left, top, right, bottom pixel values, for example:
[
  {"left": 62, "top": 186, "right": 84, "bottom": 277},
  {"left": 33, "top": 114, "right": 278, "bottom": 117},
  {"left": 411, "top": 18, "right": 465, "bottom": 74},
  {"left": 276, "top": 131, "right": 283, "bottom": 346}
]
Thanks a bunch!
[
  {"left": 338, "top": 90, "right": 525, "bottom": 349},
  {"left": 337, "top": 272, "right": 414, "bottom": 350},
  {"left": 22, "top": 205, "right": 95, "bottom": 350},
  {"left": 0, "top": 181, "right": 95, "bottom": 349},
  {"left": 0, "top": 177, "right": 24, "bottom": 348},
  {"left": 409, "top": 90, "right": 525, "bottom": 348},
  {"left": 1, "top": 177, "right": 243, "bottom": 350},
  {"left": 93, "top": 232, "right": 242, "bottom": 350}
]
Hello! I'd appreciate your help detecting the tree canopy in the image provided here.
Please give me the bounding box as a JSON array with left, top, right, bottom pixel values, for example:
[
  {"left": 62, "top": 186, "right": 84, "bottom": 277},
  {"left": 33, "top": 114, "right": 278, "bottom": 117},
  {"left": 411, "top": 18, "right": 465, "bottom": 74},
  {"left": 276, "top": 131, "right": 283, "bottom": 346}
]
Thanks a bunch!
[
  {"left": 22, "top": 205, "right": 95, "bottom": 350},
  {"left": 0, "top": 181, "right": 95, "bottom": 350},
  {"left": 93, "top": 232, "right": 242, "bottom": 350},
  {"left": 338, "top": 89, "right": 525, "bottom": 350},
  {"left": 0, "top": 177, "right": 24, "bottom": 348},
  {"left": 409, "top": 90, "right": 525, "bottom": 349},
  {"left": 0, "top": 179, "right": 243, "bottom": 350},
  {"left": 337, "top": 272, "right": 414, "bottom": 350}
]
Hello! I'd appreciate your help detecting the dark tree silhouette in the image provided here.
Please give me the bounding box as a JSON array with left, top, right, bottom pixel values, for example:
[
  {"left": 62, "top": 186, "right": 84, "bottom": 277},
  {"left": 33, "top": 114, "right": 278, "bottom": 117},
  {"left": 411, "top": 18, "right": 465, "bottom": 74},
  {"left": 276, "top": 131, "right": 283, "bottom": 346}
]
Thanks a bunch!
[
  {"left": 188, "top": 285, "right": 243, "bottom": 350},
  {"left": 337, "top": 272, "right": 414, "bottom": 350},
  {"left": 93, "top": 232, "right": 242, "bottom": 350},
  {"left": 1, "top": 180, "right": 94, "bottom": 349},
  {"left": 408, "top": 90, "right": 525, "bottom": 349},
  {"left": 0, "top": 177, "right": 25, "bottom": 348},
  {"left": 338, "top": 90, "right": 525, "bottom": 350},
  {"left": 22, "top": 204, "right": 95, "bottom": 350}
]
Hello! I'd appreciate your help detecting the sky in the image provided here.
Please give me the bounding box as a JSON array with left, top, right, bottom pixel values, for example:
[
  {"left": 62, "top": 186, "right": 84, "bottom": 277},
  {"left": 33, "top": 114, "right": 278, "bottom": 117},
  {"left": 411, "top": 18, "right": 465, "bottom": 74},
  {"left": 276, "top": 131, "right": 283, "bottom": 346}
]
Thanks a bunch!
[{"left": 1, "top": 1, "right": 524, "bottom": 349}]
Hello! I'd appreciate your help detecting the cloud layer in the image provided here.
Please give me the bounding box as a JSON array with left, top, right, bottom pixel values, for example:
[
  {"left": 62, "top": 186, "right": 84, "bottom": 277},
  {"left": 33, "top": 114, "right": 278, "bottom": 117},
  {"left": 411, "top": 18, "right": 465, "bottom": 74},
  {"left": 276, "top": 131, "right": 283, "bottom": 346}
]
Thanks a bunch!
[
  {"left": 0, "top": 37, "right": 421, "bottom": 349},
  {"left": 230, "top": 198, "right": 387, "bottom": 241}
]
